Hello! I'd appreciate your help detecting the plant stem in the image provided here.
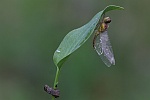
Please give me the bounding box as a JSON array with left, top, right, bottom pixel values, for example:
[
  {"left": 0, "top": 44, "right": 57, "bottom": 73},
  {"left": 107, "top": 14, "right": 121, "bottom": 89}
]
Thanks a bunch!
[
  {"left": 51, "top": 67, "right": 60, "bottom": 100},
  {"left": 51, "top": 94, "right": 55, "bottom": 100}
]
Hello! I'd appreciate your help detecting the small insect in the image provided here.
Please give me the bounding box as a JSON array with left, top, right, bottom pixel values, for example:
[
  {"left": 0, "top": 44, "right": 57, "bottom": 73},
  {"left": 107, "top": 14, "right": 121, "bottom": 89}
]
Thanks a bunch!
[
  {"left": 44, "top": 85, "right": 60, "bottom": 98},
  {"left": 93, "top": 16, "right": 115, "bottom": 67}
]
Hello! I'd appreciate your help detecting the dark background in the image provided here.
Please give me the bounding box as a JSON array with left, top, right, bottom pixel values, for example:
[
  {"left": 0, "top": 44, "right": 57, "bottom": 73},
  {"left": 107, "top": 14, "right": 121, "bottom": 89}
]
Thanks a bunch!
[{"left": 0, "top": 0, "right": 150, "bottom": 100}]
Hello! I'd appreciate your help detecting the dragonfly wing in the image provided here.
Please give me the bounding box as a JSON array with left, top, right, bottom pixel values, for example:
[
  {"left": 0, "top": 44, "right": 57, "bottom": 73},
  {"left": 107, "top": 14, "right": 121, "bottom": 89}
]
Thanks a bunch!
[
  {"left": 94, "top": 32, "right": 103, "bottom": 56},
  {"left": 94, "top": 31, "right": 115, "bottom": 67}
]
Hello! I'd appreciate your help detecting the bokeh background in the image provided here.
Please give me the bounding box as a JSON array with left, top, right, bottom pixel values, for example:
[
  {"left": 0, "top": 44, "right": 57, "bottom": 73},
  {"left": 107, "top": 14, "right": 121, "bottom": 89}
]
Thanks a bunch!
[{"left": 0, "top": 0, "right": 150, "bottom": 100}]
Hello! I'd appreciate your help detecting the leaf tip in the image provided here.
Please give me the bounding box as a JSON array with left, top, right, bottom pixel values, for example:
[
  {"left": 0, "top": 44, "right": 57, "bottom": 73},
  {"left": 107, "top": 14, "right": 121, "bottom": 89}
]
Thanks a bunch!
[{"left": 109, "top": 5, "right": 124, "bottom": 10}]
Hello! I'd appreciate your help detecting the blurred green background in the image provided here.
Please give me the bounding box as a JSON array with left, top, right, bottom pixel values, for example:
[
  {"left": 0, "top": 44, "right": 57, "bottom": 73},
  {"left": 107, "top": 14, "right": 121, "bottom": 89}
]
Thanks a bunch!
[{"left": 0, "top": 0, "right": 150, "bottom": 100}]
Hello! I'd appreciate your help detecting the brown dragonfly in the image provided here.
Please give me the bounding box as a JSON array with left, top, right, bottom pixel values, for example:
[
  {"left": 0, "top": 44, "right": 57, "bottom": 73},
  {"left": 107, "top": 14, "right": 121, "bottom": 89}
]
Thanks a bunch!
[{"left": 93, "top": 17, "right": 115, "bottom": 67}]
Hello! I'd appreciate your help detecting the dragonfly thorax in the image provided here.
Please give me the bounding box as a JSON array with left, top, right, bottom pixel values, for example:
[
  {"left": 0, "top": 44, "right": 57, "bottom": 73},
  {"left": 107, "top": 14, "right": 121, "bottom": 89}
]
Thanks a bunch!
[
  {"left": 99, "top": 23, "right": 108, "bottom": 32},
  {"left": 99, "top": 17, "right": 111, "bottom": 32}
]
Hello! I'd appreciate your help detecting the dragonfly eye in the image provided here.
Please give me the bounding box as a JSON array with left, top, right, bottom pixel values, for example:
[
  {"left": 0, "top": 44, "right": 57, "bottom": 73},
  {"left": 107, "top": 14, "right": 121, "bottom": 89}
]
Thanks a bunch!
[{"left": 103, "top": 17, "right": 111, "bottom": 24}]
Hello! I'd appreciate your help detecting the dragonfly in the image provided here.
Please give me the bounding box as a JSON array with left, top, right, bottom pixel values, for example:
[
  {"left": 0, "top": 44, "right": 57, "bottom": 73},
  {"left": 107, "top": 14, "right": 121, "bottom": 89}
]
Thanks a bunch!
[{"left": 93, "top": 16, "right": 115, "bottom": 67}]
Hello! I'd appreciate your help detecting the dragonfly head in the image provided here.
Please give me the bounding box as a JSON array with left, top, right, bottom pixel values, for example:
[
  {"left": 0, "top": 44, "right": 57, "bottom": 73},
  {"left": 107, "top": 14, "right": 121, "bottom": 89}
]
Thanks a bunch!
[{"left": 103, "top": 17, "right": 111, "bottom": 24}]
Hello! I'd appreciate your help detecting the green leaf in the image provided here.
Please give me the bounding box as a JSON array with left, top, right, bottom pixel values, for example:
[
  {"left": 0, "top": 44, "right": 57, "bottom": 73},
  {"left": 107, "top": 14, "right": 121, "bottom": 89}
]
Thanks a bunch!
[{"left": 53, "top": 5, "right": 124, "bottom": 68}]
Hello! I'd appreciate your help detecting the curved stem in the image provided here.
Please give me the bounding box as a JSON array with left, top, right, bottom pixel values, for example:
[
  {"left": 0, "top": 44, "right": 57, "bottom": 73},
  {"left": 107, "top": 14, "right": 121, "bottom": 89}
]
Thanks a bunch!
[{"left": 52, "top": 67, "right": 60, "bottom": 100}]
